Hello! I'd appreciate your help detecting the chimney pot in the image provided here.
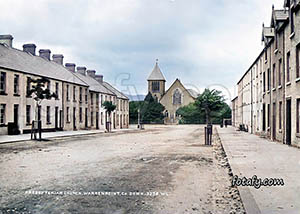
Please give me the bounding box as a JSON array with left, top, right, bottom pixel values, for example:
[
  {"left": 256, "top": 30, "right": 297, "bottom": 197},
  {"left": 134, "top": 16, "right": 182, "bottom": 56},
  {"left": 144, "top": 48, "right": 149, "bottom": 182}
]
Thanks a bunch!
[
  {"left": 39, "top": 49, "right": 51, "bottom": 60},
  {"left": 52, "top": 54, "right": 64, "bottom": 65},
  {"left": 23, "top": 44, "right": 36, "bottom": 55},
  {"left": 95, "top": 74, "right": 103, "bottom": 83},
  {"left": 65, "top": 63, "right": 76, "bottom": 73},
  {"left": 87, "top": 70, "right": 96, "bottom": 78},
  {"left": 77, "top": 66, "right": 87, "bottom": 75},
  {"left": 0, "top": 34, "right": 13, "bottom": 48}
]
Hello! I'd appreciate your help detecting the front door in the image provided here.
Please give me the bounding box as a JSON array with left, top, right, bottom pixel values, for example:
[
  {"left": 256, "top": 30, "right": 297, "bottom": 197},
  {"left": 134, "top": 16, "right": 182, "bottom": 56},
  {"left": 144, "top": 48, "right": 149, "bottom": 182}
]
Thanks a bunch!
[
  {"left": 73, "top": 107, "right": 76, "bottom": 130},
  {"left": 286, "top": 99, "right": 292, "bottom": 145},
  {"left": 96, "top": 112, "right": 99, "bottom": 129},
  {"left": 273, "top": 103, "right": 276, "bottom": 140},
  {"left": 55, "top": 107, "right": 58, "bottom": 130},
  {"left": 85, "top": 108, "right": 88, "bottom": 128},
  {"left": 14, "top": 104, "right": 19, "bottom": 125}
]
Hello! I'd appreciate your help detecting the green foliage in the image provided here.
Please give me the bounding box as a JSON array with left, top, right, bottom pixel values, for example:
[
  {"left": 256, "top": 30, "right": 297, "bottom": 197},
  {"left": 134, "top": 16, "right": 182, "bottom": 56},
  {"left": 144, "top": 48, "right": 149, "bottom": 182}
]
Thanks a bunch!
[
  {"left": 195, "top": 88, "right": 225, "bottom": 124},
  {"left": 177, "top": 88, "right": 231, "bottom": 124},
  {"left": 176, "top": 103, "right": 205, "bottom": 124},
  {"left": 103, "top": 101, "right": 116, "bottom": 116},
  {"left": 129, "top": 93, "right": 165, "bottom": 124},
  {"left": 129, "top": 101, "right": 143, "bottom": 123},
  {"left": 28, "top": 77, "right": 58, "bottom": 103}
]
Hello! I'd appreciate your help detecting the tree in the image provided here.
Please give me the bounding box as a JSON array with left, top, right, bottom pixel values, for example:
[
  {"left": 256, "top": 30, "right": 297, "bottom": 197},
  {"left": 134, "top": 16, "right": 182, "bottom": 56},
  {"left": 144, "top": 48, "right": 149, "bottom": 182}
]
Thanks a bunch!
[
  {"left": 176, "top": 103, "right": 205, "bottom": 124},
  {"left": 103, "top": 101, "right": 116, "bottom": 132},
  {"left": 129, "top": 101, "right": 143, "bottom": 124},
  {"left": 140, "top": 93, "right": 165, "bottom": 124},
  {"left": 194, "top": 88, "right": 225, "bottom": 124},
  {"left": 27, "top": 77, "right": 58, "bottom": 140}
]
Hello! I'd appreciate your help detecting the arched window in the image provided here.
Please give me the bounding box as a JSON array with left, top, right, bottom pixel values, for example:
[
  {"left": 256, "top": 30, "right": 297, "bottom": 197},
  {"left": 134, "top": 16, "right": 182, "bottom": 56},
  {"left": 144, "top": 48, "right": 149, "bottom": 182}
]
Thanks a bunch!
[
  {"left": 152, "top": 81, "right": 160, "bottom": 92},
  {"left": 173, "top": 89, "right": 181, "bottom": 105}
]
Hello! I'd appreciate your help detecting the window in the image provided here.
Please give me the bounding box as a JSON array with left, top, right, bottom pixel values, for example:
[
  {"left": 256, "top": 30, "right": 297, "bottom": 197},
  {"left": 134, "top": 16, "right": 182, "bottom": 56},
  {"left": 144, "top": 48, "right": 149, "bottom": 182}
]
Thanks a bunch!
[
  {"left": 85, "top": 89, "right": 88, "bottom": 104},
  {"left": 152, "top": 81, "right": 160, "bottom": 92},
  {"left": 26, "top": 105, "right": 31, "bottom": 124},
  {"left": 79, "top": 87, "right": 82, "bottom": 102},
  {"left": 101, "top": 95, "right": 103, "bottom": 106},
  {"left": 265, "top": 50, "right": 267, "bottom": 61},
  {"left": 73, "top": 86, "right": 76, "bottom": 101},
  {"left": 290, "top": 8, "right": 295, "bottom": 34},
  {"left": 96, "top": 94, "right": 99, "bottom": 106},
  {"left": 0, "top": 104, "right": 5, "bottom": 124},
  {"left": 47, "top": 81, "right": 50, "bottom": 91},
  {"left": 263, "top": 72, "right": 266, "bottom": 92},
  {"left": 79, "top": 107, "right": 82, "bottom": 123},
  {"left": 66, "top": 85, "right": 70, "bottom": 101},
  {"left": 47, "top": 106, "right": 51, "bottom": 124},
  {"left": 267, "top": 69, "right": 271, "bottom": 91},
  {"left": 275, "top": 33, "right": 278, "bottom": 50},
  {"left": 279, "top": 59, "right": 282, "bottom": 86},
  {"left": 297, "top": 99, "right": 300, "bottom": 133},
  {"left": 0, "top": 72, "right": 6, "bottom": 94},
  {"left": 26, "top": 77, "right": 31, "bottom": 96},
  {"left": 67, "top": 107, "right": 70, "bottom": 122},
  {"left": 55, "top": 82, "right": 59, "bottom": 99},
  {"left": 14, "top": 74, "right": 19, "bottom": 95},
  {"left": 91, "top": 93, "right": 94, "bottom": 105},
  {"left": 296, "top": 44, "right": 300, "bottom": 78},
  {"left": 273, "top": 64, "right": 276, "bottom": 88},
  {"left": 101, "top": 112, "right": 103, "bottom": 125},
  {"left": 287, "top": 52, "right": 291, "bottom": 82},
  {"left": 279, "top": 101, "right": 282, "bottom": 130},
  {"left": 173, "top": 89, "right": 182, "bottom": 105}
]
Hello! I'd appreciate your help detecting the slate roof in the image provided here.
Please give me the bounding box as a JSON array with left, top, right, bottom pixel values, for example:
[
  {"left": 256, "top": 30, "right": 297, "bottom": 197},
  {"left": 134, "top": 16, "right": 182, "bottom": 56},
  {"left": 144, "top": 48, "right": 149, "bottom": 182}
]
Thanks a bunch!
[
  {"left": 73, "top": 72, "right": 115, "bottom": 95},
  {"left": 187, "top": 89, "right": 199, "bottom": 99},
  {"left": 0, "top": 44, "right": 88, "bottom": 86},
  {"left": 102, "top": 81, "right": 128, "bottom": 100},
  {"left": 147, "top": 62, "right": 166, "bottom": 81}
]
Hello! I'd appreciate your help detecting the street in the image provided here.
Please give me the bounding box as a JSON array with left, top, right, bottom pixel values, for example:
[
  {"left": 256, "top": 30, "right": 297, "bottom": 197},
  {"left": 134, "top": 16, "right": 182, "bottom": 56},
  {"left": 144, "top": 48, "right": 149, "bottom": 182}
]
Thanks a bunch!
[{"left": 0, "top": 125, "right": 244, "bottom": 214}]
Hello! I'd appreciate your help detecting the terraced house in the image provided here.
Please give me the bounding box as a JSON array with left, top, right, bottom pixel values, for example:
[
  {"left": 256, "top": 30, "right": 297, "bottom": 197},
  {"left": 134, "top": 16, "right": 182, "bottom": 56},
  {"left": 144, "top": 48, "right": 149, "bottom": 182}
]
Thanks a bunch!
[
  {"left": 0, "top": 35, "right": 129, "bottom": 135},
  {"left": 232, "top": 0, "right": 300, "bottom": 147}
]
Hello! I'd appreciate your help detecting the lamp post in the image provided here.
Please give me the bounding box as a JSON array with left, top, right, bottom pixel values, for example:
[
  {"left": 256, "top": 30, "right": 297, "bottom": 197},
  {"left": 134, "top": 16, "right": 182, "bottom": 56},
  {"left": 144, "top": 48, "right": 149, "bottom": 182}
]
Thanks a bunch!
[{"left": 137, "top": 108, "right": 140, "bottom": 129}]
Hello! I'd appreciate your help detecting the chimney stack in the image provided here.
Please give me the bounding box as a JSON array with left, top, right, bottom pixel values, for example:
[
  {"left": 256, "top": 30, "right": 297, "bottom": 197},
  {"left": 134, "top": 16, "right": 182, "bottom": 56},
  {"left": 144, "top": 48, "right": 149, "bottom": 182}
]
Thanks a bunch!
[
  {"left": 95, "top": 75, "right": 103, "bottom": 83},
  {"left": 0, "top": 35, "right": 13, "bottom": 47},
  {"left": 65, "top": 63, "right": 76, "bottom": 73},
  {"left": 87, "top": 70, "right": 96, "bottom": 78},
  {"left": 52, "top": 54, "right": 64, "bottom": 65},
  {"left": 77, "top": 67, "right": 87, "bottom": 76},
  {"left": 39, "top": 49, "right": 51, "bottom": 60},
  {"left": 23, "top": 44, "right": 36, "bottom": 55}
]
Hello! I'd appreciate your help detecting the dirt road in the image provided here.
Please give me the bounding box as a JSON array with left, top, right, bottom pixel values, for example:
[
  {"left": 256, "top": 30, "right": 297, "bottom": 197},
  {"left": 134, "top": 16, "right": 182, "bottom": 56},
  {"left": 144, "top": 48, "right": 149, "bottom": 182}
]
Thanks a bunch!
[{"left": 0, "top": 125, "right": 245, "bottom": 214}]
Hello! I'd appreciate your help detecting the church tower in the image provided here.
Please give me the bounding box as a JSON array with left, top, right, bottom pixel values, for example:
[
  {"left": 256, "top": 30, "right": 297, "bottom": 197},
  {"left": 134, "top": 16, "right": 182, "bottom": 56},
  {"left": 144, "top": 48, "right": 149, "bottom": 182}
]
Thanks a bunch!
[{"left": 147, "top": 59, "right": 166, "bottom": 100}]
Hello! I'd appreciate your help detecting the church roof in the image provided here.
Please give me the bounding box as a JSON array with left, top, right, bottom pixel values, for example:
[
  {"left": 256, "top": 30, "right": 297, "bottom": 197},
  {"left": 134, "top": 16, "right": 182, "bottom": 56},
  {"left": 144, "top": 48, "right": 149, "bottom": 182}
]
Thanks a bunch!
[
  {"left": 187, "top": 89, "right": 199, "bottom": 99},
  {"left": 147, "top": 61, "right": 166, "bottom": 81}
]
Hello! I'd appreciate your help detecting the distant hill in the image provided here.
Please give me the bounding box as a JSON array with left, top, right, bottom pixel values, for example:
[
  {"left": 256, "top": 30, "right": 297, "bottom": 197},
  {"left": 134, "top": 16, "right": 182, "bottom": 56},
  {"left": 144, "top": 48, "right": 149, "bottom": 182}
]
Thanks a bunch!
[{"left": 125, "top": 94, "right": 146, "bottom": 101}]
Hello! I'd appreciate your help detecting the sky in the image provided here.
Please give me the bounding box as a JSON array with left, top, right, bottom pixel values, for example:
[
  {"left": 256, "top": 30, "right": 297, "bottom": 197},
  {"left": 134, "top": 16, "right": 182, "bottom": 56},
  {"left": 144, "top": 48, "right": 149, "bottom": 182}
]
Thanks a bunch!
[{"left": 0, "top": 0, "right": 284, "bottom": 102}]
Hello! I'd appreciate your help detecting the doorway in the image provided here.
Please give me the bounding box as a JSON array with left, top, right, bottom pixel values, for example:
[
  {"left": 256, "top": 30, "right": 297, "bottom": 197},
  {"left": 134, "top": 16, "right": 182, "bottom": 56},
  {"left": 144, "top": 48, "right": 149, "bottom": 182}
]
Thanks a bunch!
[
  {"left": 85, "top": 108, "right": 88, "bottom": 128},
  {"left": 286, "top": 99, "right": 292, "bottom": 145},
  {"left": 273, "top": 103, "right": 276, "bottom": 140},
  {"left": 55, "top": 107, "right": 58, "bottom": 130},
  {"left": 73, "top": 107, "right": 76, "bottom": 130},
  {"left": 262, "top": 104, "right": 266, "bottom": 131},
  {"left": 14, "top": 104, "right": 19, "bottom": 125},
  {"left": 96, "top": 112, "right": 99, "bottom": 129}
]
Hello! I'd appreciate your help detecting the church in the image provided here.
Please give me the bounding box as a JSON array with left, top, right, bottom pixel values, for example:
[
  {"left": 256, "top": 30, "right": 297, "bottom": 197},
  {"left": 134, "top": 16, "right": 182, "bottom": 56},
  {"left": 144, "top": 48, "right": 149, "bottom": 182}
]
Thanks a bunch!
[{"left": 147, "top": 60, "right": 199, "bottom": 124}]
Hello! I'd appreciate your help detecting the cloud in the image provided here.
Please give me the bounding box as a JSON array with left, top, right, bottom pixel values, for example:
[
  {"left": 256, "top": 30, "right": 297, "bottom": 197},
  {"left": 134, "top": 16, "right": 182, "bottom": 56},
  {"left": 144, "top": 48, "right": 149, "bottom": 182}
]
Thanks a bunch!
[{"left": 0, "top": 0, "right": 284, "bottom": 100}]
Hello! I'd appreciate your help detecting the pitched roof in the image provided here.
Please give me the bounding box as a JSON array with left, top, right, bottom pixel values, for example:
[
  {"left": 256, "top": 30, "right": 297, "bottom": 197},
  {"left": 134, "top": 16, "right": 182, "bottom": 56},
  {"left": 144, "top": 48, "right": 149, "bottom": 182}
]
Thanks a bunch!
[
  {"left": 161, "top": 78, "right": 198, "bottom": 100},
  {"left": 73, "top": 72, "right": 115, "bottom": 95},
  {"left": 0, "top": 44, "right": 87, "bottom": 86},
  {"left": 102, "top": 81, "right": 129, "bottom": 100},
  {"left": 147, "top": 61, "right": 166, "bottom": 81},
  {"left": 187, "top": 89, "right": 199, "bottom": 99}
]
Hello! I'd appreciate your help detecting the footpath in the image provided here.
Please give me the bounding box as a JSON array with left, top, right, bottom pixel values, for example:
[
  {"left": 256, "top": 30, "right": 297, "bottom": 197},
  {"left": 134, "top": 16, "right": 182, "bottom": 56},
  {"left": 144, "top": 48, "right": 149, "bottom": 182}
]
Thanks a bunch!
[
  {"left": 0, "top": 125, "right": 137, "bottom": 144},
  {"left": 217, "top": 126, "right": 300, "bottom": 214}
]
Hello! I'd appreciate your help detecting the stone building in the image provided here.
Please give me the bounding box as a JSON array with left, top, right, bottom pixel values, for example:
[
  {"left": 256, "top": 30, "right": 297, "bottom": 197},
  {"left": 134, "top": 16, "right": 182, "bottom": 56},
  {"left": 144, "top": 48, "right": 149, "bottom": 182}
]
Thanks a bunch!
[
  {"left": 232, "top": 0, "right": 300, "bottom": 147},
  {"left": 147, "top": 60, "right": 199, "bottom": 124},
  {"left": 0, "top": 35, "right": 129, "bottom": 135}
]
